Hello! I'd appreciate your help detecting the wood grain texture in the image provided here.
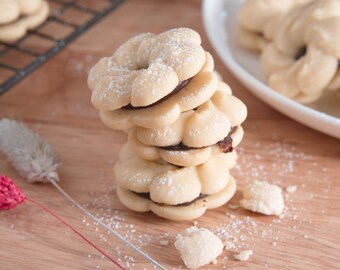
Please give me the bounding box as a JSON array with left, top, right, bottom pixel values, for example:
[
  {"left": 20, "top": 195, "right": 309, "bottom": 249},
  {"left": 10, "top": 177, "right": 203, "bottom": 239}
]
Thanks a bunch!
[{"left": 0, "top": 0, "right": 339, "bottom": 269}]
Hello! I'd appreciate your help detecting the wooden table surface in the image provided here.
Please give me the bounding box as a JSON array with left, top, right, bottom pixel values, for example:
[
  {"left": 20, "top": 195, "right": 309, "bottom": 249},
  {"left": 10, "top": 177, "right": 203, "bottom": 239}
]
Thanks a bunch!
[{"left": 0, "top": 0, "right": 339, "bottom": 269}]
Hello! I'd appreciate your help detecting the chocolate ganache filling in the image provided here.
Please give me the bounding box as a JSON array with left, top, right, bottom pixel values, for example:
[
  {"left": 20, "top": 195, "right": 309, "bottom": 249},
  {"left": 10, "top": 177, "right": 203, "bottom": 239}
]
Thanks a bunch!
[
  {"left": 217, "top": 134, "right": 233, "bottom": 153},
  {"left": 295, "top": 47, "right": 307, "bottom": 61},
  {"left": 160, "top": 126, "right": 237, "bottom": 153},
  {"left": 295, "top": 47, "right": 340, "bottom": 66},
  {"left": 123, "top": 77, "right": 193, "bottom": 110},
  {"left": 134, "top": 192, "right": 208, "bottom": 206}
]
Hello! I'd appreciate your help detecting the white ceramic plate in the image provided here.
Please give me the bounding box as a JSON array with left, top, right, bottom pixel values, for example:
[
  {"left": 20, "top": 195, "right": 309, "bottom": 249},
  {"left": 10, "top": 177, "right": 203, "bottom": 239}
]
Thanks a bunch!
[{"left": 202, "top": 0, "right": 340, "bottom": 139}]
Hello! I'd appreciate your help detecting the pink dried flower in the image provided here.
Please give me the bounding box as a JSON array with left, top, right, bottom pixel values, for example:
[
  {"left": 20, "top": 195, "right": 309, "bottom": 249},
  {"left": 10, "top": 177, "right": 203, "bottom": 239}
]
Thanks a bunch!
[{"left": 0, "top": 175, "right": 26, "bottom": 210}]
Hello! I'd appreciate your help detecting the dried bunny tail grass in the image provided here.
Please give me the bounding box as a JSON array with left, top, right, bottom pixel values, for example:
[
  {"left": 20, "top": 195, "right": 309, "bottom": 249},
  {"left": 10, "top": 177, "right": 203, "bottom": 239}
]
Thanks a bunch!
[
  {"left": 0, "top": 118, "right": 166, "bottom": 270},
  {"left": 0, "top": 118, "right": 61, "bottom": 183}
]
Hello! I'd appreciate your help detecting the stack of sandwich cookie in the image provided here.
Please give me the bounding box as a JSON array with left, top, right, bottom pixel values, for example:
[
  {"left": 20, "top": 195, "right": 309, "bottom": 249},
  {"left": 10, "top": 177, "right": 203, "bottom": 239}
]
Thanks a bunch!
[
  {"left": 88, "top": 28, "right": 247, "bottom": 221},
  {"left": 0, "top": 0, "right": 49, "bottom": 43}
]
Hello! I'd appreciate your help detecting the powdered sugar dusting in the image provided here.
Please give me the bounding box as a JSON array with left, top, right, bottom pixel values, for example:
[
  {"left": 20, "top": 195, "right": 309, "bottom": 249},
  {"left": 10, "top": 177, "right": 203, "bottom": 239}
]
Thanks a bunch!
[{"left": 89, "top": 28, "right": 205, "bottom": 110}]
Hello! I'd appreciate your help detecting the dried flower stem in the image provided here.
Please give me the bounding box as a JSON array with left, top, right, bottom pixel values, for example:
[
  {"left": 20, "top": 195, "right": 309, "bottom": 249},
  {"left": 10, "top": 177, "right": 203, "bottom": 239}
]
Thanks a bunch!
[
  {"left": 0, "top": 119, "right": 166, "bottom": 270},
  {"left": 26, "top": 197, "right": 126, "bottom": 270},
  {"left": 0, "top": 175, "right": 125, "bottom": 269},
  {"left": 50, "top": 179, "right": 167, "bottom": 270}
]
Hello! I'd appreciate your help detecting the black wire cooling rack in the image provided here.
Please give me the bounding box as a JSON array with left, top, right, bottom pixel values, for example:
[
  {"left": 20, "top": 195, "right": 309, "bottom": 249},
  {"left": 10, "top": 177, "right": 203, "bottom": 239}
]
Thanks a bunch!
[{"left": 0, "top": 0, "right": 124, "bottom": 95}]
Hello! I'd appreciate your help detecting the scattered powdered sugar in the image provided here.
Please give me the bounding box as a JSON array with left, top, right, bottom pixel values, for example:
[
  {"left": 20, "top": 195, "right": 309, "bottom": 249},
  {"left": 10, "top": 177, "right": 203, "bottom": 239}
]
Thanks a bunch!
[
  {"left": 58, "top": 139, "right": 329, "bottom": 269},
  {"left": 67, "top": 54, "right": 97, "bottom": 78},
  {"left": 286, "top": 185, "right": 297, "bottom": 193},
  {"left": 156, "top": 175, "right": 173, "bottom": 187},
  {"left": 223, "top": 240, "right": 235, "bottom": 250},
  {"left": 234, "top": 142, "right": 314, "bottom": 184},
  {"left": 233, "top": 250, "right": 253, "bottom": 261},
  {"left": 152, "top": 126, "right": 177, "bottom": 139},
  {"left": 228, "top": 203, "right": 240, "bottom": 210},
  {"left": 78, "top": 174, "right": 157, "bottom": 269},
  {"left": 221, "top": 139, "right": 333, "bottom": 265},
  {"left": 214, "top": 215, "right": 258, "bottom": 250},
  {"left": 160, "top": 239, "right": 169, "bottom": 247}
]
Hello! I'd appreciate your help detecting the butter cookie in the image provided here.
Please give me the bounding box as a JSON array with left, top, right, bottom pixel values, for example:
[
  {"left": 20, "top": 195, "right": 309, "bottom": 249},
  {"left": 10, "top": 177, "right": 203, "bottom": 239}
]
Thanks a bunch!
[
  {"left": 0, "top": 0, "right": 49, "bottom": 43},
  {"left": 261, "top": 0, "right": 340, "bottom": 103}
]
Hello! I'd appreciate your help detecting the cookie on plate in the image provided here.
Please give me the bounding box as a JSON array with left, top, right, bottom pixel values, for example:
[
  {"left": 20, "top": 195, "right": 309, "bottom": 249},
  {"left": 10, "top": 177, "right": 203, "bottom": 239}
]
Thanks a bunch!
[
  {"left": 237, "top": 0, "right": 312, "bottom": 52},
  {"left": 261, "top": 0, "right": 340, "bottom": 103}
]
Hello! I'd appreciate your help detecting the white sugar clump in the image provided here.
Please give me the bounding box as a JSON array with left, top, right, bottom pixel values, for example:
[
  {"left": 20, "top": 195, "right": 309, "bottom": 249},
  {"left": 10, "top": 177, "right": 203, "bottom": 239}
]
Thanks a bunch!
[
  {"left": 160, "top": 240, "right": 169, "bottom": 247},
  {"left": 286, "top": 185, "right": 297, "bottom": 193},
  {"left": 240, "top": 181, "right": 284, "bottom": 216},
  {"left": 175, "top": 226, "right": 224, "bottom": 269},
  {"left": 228, "top": 203, "right": 240, "bottom": 210},
  {"left": 223, "top": 240, "right": 235, "bottom": 250},
  {"left": 233, "top": 250, "right": 253, "bottom": 261}
]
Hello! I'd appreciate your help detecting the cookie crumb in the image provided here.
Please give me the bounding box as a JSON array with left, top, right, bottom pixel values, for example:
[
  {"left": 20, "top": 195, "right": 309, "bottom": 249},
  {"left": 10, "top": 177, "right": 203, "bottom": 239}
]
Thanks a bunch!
[
  {"left": 193, "top": 221, "right": 198, "bottom": 226},
  {"left": 160, "top": 240, "right": 169, "bottom": 246},
  {"left": 224, "top": 240, "right": 235, "bottom": 249},
  {"left": 175, "top": 226, "right": 224, "bottom": 269},
  {"left": 240, "top": 181, "right": 284, "bottom": 215},
  {"left": 233, "top": 250, "right": 253, "bottom": 261},
  {"left": 228, "top": 203, "right": 240, "bottom": 210},
  {"left": 286, "top": 185, "right": 297, "bottom": 193},
  {"left": 225, "top": 212, "right": 236, "bottom": 219}
]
